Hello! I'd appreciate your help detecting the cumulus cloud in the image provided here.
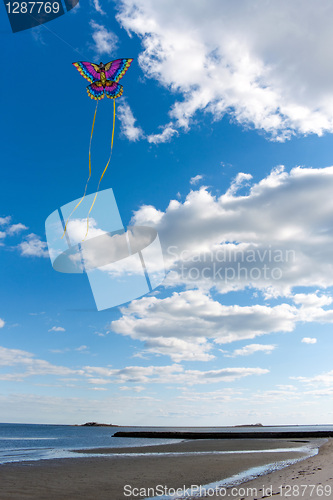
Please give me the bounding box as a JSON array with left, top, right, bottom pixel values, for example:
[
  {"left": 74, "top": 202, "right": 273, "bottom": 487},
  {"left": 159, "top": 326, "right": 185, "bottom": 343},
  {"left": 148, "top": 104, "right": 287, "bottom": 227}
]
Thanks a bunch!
[
  {"left": 293, "top": 293, "right": 332, "bottom": 308},
  {"left": 17, "top": 234, "right": 48, "bottom": 258},
  {"left": 131, "top": 205, "right": 164, "bottom": 226},
  {"left": 48, "top": 326, "right": 66, "bottom": 332},
  {"left": 66, "top": 217, "right": 106, "bottom": 245},
  {"left": 118, "top": 101, "right": 144, "bottom": 141},
  {"left": 116, "top": 0, "right": 333, "bottom": 140},
  {"left": 109, "top": 165, "right": 333, "bottom": 361},
  {"left": 90, "top": 21, "right": 118, "bottom": 55},
  {"left": 110, "top": 289, "right": 333, "bottom": 361},
  {"left": 225, "top": 172, "right": 253, "bottom": 197},
  {"left": 131, "top": 165, "right": 333, "bottom": 297},
  {"left": 301, "top": 337, "right": 317, "bottom": 344},
  {"left": 110, "top": 288, "right": 333, "bottom": 361},
  {"left": 0, "top": 319, "right": 4, "bottom": 329}
]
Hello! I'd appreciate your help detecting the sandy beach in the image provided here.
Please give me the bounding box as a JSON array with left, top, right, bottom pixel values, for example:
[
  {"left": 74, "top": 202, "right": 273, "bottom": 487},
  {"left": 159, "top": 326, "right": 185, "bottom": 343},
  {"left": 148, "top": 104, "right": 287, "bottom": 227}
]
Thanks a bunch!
[
  {"left": 0, "top": 438, "right": 331, "bottom": 500},
  {"left": 207, "top": 438, "right": 333, "bottom": 500}
]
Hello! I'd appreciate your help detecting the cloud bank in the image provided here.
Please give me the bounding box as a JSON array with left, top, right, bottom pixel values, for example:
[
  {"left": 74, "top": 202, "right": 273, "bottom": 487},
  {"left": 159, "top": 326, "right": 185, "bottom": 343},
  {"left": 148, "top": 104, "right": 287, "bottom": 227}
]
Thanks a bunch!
[{"left": 117, "top": 0, "right": 333, "bottom": 140}]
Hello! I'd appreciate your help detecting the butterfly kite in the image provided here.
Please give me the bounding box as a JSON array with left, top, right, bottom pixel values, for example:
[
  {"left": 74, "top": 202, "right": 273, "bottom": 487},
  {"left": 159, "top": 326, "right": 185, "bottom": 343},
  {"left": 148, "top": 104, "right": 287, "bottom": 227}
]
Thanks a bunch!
[
  {"left": 63, "top": 58, "right": 133, "bottom": 238},
  {"left": 73, "top": 59, "right": 132, "bottom": 100}
]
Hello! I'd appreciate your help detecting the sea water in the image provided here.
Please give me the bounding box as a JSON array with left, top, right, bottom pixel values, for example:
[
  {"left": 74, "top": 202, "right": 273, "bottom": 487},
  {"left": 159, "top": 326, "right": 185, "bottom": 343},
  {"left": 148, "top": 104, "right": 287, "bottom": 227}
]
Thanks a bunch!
[{"left": 0, "top": 423, "right": 331, "bottom": 465}]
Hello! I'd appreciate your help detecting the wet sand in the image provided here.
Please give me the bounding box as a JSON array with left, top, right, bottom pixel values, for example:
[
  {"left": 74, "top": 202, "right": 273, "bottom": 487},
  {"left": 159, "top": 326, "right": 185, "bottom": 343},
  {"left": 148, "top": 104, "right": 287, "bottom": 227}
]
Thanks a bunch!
[
  {"left": 207, "top": 438, "right": 333, "bottom": 499},
  {"left": 0, "top": 438, "right": 327, "bottom": 500}
]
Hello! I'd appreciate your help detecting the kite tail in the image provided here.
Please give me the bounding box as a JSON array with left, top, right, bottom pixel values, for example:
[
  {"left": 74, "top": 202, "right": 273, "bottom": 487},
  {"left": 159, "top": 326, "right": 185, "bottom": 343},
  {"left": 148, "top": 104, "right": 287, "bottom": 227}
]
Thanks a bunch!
[
  {"left": 83, "top": 98, "right": 116, "bottom": 240},
  {"left": 61, "top": 101, "right": 99, "bottom": 239}
]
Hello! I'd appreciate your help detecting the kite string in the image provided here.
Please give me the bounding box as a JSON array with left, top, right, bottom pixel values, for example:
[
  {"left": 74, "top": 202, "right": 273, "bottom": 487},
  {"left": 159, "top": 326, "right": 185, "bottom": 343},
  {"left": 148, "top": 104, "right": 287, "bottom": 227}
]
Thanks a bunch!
[
  {"left": 61, "top": 101, "right": 98, "bottom": 239},
  {"left": 83, "top": 98, "right": 116, "bottom": 240}
]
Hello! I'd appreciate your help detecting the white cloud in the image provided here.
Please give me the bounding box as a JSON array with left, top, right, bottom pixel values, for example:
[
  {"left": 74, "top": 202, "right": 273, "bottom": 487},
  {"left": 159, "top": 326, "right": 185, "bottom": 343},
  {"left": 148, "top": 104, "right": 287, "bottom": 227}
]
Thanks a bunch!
[
  {"left": 118, "top": 101, "right": 144, "bottom": 141},
  {"left": 225, "top": 172, "right": 252, "bottom": 197},
  {"left": 0, "top": 319, "right": 4, "bottom": 329},
  {"left": 120, "top": 385, "right": 145, "bottom": 392},
  {"left": 111, "top": 290, "right": 294, "bottom": 351},
  {"left": 293, "top": 293, "right": 332, "bottom": 308},
  {"left": 140, "top": 336, "right": 215, "bottom": 362},
  {"left": 190, "top": 175, "right": 204, "bottom": 185},
  {"left": 131, "top": 165, "right": 333, "bottom": 297},
  {"left": 0, "top": 346, "right": 79, "bottom": 380},
  {"left": 131, "top": 205, "right": 164, "bottom": 226},
  {"left": 6, "top": 223, "right": 28, "bottom": 236},
  {"left": 87, "top": 377, "right": 110, "bottom": 385},
  {"left": 0, "top": 217, "right": 28, "bottom": 241},
  {"left": 0, "top": 216, "right": 11, "bottom": 226},
  {"left": 111, "top": 289, "right": 333, "bottom": 361},
  {"left": 147, "top": 124, "right": 178, "bottom": 144},
  {"left": 117, "top": 0, "right": 333, "bottom": 140},
  {"left": 226, "top": 343, "right": 276, "bottom": 357},
  {"left": 31, "top": 26, "right": 46, "bottom": 45},
  {"left": 84, "top": 362, "right": 268, "bottom": 385},
  {"left": 92, "top": 0, "right": 106, "bottom": 15},
  {"left": 48, "top": 326, "right": 66, "bottom": 332},
  {"left": 292, "top": 370, "right": 333, "bottom": 387},
  {"left": 115, "top": 165, "right": 333, "bottom": 362},
  {"left": 76, "top": 345, "right": 88, "bottom": 351},
  {"left": 90, "top": 21, "right": 118, "bottom": 55},
  {"left": 301, "top": 337, "right": 317, "bottom": 344},
  {"left": 17, "top": 234, "right": 48, "bottom": 258},
  {"left": 66, "top": 217, "right": 106, "bottom": 245}
]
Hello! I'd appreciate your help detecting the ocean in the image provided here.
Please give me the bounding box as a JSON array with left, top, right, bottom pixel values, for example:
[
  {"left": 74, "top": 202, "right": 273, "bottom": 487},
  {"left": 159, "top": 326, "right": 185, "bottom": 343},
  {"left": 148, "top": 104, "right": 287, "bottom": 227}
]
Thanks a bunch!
[{"left": 0, "top": 423, "right": 331, "bottom": 465}]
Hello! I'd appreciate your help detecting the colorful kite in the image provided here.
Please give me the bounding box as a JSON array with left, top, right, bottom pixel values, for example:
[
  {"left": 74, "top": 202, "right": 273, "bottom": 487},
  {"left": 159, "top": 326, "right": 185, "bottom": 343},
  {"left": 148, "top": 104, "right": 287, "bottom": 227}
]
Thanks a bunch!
[{"left": 63, "top": 58, "right": 133, "bottom": 239}]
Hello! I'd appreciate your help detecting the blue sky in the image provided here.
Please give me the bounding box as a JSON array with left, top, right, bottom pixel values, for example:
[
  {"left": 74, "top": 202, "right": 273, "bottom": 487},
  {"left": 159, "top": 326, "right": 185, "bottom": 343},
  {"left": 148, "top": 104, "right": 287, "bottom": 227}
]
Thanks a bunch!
[{"left": 2, "top": 0, "right": 333, "bottom": 425}]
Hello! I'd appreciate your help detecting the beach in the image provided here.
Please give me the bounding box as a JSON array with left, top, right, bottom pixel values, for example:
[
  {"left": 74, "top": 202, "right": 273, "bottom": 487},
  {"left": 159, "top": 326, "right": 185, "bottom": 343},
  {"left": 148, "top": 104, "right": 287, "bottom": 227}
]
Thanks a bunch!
[
  {"left": 207, "top": 438, "right": 333, "bottom": 500},
  {"left": 0, "top": 438, "right": 331, "bottom": 500}
]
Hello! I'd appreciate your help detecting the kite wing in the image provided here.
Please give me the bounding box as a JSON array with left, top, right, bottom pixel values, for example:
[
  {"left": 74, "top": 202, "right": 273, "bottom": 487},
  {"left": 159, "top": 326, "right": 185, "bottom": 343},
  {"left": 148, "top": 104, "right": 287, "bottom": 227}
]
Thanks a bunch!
[
  {"left": 104, "top": 81, "right": 123, "bottom": 99},
  {"left": 73, "top": 62, "right": 101, "bottom": 83},
  {"left": 87, "top": 82, "right": 105, "bottom": 100},
  {"left": 104, "top": 59, "right": 133, "bottom": 82}
]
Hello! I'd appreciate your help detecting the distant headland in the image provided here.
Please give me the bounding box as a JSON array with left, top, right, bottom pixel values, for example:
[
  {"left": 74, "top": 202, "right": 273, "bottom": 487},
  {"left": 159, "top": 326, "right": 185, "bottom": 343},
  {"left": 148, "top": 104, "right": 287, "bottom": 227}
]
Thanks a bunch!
[{"left": 74, "top": 422, "right": 120, "bottom": 427}]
